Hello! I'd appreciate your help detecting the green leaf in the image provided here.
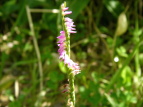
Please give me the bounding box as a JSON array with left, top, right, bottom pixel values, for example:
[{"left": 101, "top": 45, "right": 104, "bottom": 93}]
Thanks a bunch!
[
  {"left": 121, "top": 66, "right": 133, "bottom": 85},
  {"left": 0, "top": 0, "right": 18, "bottom": 16},
  {"left": 68, "top": 0, "right": 89, "bottom": 19},
  {"left": 116, "top": 46, "right": 128, "bottom": 58},
  {"left": 104, "top": 93, "right": 118, "bottom": 107},
  {"left": 59, "top": 62, "right": 67, "bottom": 73},
  {"left": 103, "top": 0, "right": 124, "bottom": 17}
]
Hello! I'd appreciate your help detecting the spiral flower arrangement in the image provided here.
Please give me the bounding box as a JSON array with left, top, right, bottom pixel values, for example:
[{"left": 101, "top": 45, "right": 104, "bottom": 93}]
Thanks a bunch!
[{"left": 57, "top": 2, "right": 80, "bottom": 107}]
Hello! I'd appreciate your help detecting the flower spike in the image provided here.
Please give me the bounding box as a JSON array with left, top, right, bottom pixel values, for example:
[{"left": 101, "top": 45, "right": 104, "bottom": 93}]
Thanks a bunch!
[{"left": 57, "top": 2, "right": 80, "bottom": 106}]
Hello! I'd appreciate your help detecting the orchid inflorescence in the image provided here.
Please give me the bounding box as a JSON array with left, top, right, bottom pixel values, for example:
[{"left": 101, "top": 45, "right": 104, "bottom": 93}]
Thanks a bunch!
[
  {"left": 57, "top": 2, "right": 80, "bottom": 106},
  {"left": 57, "top": 3, "right": 80, "bottom": 76}
]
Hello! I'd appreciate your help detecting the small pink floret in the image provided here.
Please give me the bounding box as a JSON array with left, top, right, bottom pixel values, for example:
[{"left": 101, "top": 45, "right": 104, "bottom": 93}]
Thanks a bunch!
[
  {"left": 62, "top": 7, "right": 69, "bottom": 11},
  {"left": 64, "top": 11, "right": 72, "bottom": 15}
]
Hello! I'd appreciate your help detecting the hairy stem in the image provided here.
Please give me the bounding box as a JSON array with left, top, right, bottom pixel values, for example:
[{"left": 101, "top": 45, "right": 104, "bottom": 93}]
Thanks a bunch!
[{"left": 68, "top": 73, "right": 75, "bottom": 106}]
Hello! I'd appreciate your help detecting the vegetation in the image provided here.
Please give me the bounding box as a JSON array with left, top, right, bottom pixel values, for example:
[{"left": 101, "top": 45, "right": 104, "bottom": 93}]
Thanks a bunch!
[{"left": 0, "top": 0, "right": 143, "bottom": 107}]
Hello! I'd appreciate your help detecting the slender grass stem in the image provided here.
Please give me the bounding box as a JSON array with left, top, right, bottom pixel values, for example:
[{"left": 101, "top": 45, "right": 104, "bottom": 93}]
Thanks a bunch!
[
  {"left": 30, "top": 9, "right": 59, "bottom": 13},
  {"left": 111, "top": 34, "right": 117, "bottom": 71},
  {"left": 26, "top": 5, "right": 43, "bottom": 91},
  {"left": 134, "top": 0, "right": 141, "bottom": 77}
]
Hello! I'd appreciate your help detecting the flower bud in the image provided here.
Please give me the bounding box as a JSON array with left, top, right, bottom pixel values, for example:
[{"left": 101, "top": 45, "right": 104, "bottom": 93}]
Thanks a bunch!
[{"left": 115, "top": 12, "right": 128, "bottom": 36}]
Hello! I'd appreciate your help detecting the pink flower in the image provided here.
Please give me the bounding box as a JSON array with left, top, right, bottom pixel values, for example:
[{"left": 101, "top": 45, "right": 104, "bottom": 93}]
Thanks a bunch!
[
  {"left": 62, "top": 7, "right": 69, "bottom": 11},
  {"left": 57, "top": 4, "right": 80, "bottom": 75},
  {"left": 61, "top": 4, "right": 72, "bottom": 16},
  {"left": 57, "top": 31, "right": 66, "bottom": 59},
  {"left": 63, "top": 11, "right": 72, "bottom": 15},
  {"left": 61, "top": 4, "right": 77, "bottom": 34}
]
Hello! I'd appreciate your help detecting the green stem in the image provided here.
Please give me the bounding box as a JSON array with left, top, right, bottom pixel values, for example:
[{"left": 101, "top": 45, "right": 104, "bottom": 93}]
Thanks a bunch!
[
  {"left": 135, "top": 50, "right": 141, "bottom": 77},
  {"left": 68, "top": 73, "right": 75, "bottom": 106},
  {"left": 110, "top": 34, "right": 117, "bottom": 73},
  {"left": 134, "top": 0, "right": 141, "bottom": 77}
]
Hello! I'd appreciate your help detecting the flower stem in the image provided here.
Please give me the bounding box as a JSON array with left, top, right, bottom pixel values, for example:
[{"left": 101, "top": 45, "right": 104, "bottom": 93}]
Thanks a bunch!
[
  {"left": 68, "top": 72, "right": 75, "bottom": 106},
  {"left": 61, "top": 2, "right": 75, "bottom": 106}
]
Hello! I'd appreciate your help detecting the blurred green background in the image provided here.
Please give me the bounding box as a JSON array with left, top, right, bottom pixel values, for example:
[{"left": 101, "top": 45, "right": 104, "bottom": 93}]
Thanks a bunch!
[{"left": 0, "top": 0, "right": 143, "bottom": 107}]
